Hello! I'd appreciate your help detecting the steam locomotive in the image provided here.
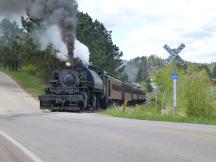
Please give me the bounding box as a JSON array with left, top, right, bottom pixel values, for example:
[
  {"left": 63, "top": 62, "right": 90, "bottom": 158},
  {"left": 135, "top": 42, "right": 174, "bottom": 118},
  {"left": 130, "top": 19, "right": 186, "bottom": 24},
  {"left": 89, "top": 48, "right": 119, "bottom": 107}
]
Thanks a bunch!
[{"left": 39, "top": 62, "right": 146, "bottom": 111}]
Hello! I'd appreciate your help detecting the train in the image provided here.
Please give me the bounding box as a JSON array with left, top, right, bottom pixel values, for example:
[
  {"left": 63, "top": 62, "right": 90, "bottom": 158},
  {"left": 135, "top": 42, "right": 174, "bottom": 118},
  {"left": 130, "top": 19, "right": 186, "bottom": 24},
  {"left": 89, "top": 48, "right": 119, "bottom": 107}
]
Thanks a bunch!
[{"left": 39, "top": 62, "right": 146, "bottom": 111}]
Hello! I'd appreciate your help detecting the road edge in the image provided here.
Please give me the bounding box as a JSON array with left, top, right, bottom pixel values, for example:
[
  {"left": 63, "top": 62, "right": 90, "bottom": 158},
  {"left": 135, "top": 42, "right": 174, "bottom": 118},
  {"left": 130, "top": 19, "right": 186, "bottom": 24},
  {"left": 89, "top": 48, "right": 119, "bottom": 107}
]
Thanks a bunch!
[{"left": 0, "top": 131, "right": 44, "bottom": 162}]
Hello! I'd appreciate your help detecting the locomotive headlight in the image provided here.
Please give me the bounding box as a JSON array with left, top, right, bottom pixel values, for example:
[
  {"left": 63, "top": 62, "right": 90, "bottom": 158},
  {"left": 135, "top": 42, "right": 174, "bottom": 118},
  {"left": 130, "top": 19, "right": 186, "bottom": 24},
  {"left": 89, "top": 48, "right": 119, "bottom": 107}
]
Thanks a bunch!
[{"left": 65, "top": 62, "right": 72, "bottom": 67}]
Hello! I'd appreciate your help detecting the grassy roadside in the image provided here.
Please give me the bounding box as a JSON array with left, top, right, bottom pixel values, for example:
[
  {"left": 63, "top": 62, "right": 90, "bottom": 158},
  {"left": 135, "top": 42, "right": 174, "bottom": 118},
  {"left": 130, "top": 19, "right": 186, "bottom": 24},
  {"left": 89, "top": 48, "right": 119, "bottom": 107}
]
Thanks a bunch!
[
  {"left": 0, "top": 68, "right": 44, "bottom": 96},
  {"left": 102, "top": 105, "right": 216, "bottom": 125}
]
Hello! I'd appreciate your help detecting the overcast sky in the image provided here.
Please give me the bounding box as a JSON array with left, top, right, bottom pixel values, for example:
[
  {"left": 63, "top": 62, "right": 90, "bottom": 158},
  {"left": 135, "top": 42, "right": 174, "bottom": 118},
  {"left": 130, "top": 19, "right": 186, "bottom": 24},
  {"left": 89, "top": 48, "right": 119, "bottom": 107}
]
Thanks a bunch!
[{"left": 77, "top": 0, "right": 216, "bottom": 63}]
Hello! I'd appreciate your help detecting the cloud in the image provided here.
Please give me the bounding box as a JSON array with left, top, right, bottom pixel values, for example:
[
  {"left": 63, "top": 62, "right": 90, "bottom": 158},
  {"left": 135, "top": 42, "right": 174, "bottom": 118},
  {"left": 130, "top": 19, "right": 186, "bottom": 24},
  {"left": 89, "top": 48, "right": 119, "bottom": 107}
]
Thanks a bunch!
[{"left": 77, "top": 0, "right": 216, "bottom": 63}]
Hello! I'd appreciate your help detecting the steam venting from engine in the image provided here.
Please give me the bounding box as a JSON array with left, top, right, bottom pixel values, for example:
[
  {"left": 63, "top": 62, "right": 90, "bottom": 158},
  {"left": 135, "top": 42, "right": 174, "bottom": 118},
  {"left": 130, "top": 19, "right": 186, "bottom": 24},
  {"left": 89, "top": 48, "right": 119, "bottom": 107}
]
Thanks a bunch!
[
  {"left": 0, "top": 0, "right": 89, "bottom": 64},
  {"left": 27, "top": 0, "right": 78, "bottom": 64}
]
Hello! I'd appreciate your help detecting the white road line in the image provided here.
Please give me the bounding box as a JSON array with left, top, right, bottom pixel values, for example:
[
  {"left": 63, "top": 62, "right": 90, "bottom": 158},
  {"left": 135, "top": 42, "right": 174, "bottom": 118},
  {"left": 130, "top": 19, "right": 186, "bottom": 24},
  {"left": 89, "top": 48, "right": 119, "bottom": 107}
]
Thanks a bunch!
[{"left": 0, "top": 131, "right": 44, "bottom": 162}]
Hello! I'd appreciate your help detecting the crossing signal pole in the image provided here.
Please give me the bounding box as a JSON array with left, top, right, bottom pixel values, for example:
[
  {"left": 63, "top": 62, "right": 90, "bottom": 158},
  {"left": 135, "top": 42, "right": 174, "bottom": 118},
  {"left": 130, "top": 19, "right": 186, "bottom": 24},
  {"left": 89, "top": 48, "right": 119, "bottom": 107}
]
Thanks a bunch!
[{"left": 163, "top": 44, "right": 186, "bottom": 116}]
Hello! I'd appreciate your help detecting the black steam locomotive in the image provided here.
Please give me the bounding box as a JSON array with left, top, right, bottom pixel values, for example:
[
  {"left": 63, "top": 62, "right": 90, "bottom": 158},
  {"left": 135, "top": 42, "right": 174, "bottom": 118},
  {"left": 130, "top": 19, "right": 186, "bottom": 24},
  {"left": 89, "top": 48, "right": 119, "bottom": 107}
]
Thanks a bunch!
[{"left": 39, "top": 63, "right": 146, "bottom": 111}]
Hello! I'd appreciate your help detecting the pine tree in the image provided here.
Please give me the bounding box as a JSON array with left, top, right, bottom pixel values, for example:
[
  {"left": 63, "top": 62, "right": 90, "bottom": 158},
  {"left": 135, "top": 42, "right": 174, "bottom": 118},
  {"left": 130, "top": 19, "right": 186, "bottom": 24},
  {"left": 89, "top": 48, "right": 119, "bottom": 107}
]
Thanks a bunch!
[{"left": 77, "top": 12, "right": 123, "bottom": 74}]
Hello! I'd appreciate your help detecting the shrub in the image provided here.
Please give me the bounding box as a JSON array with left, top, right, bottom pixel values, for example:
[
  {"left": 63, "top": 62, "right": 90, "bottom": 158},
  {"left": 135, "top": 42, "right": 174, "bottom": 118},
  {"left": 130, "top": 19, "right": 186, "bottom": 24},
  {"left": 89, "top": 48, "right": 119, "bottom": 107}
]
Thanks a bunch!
[
  {"left": 184, "top": 70, "right": 214, "bottom": 118},
  {"left": 23, "top": 64, "right": 37, "bottom": 75}
]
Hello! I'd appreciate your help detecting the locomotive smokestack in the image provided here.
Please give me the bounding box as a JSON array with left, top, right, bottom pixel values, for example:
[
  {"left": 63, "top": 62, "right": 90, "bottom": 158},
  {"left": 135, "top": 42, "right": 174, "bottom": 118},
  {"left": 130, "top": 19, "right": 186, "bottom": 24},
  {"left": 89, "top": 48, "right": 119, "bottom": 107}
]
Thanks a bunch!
[
  {"left": 68, "top": 53, "right": 74, "bottom": 67},
  {"left": 68, "top": 39, "right": 75, "bottom": 66}
]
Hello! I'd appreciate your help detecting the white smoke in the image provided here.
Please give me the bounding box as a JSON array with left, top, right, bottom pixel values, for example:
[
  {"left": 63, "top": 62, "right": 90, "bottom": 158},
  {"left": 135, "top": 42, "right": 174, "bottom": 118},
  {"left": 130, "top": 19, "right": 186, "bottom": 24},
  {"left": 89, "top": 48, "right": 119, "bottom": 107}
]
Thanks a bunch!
[
  {"left": 0, "top": 0, "right": 90, "bottom": 64},
  {"left": 26, "top": 0, "right": 78, "bottom": 55},
  {"left": 34, "top": 25, "right": 68, "bottom": 60},
  {"left": 34, "top": 25, "right": 90, "bottom": 63},
  {"left": 74, "top": 40, "right": 90, "bottom": 64}
]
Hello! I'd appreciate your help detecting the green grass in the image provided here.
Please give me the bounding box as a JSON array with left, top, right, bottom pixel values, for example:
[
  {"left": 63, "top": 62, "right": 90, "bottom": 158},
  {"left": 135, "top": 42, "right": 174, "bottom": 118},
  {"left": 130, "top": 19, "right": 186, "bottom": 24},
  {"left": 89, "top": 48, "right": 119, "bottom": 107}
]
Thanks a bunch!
[
  {"left": 0, "top": 68, "right": 44, "bottom": 96},
  {"left": 102, "top": 105, "right": 216, "bottom": 125}
]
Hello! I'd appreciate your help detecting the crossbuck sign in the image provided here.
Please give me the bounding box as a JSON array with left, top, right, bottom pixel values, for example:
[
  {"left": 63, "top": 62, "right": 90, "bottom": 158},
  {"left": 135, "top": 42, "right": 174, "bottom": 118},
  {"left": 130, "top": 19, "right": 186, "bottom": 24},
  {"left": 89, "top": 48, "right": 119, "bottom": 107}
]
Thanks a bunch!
[
  {"left": 163, "top": 43, "right": 187, "bottom": 116},
  {"left": 163, "top": 43, "right": 186, "bottom": 66}
]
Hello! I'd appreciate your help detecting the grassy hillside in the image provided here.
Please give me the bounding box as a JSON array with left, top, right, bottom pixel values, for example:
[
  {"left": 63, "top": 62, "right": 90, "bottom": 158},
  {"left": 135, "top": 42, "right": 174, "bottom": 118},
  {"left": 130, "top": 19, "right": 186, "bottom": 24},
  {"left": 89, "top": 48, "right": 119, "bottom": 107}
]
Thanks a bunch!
[{"left": 0, "top": 68, "right": 44, "bottom": 96}]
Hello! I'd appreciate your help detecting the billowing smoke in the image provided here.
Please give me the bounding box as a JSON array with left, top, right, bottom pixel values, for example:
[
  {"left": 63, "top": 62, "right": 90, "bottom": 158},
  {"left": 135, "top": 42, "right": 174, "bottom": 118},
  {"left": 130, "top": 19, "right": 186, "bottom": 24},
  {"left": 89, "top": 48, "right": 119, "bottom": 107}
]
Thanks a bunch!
[
  {"left": 35, "top": 25, "right": 89, "bottom": 64},
  {"left": 0, "top": 0, "right": 26, "bottom": 16},
  {"left": 35, "top": 25, "right": 68, "bottom": 60},
  {"left": 27, "top": 0, "right": 78, "bottom": 61},
  {"left": 0, "top": 0, "right": 90, "bottom": 64},
  {"left": 74, "top": 40, "right": 90, "bottom": 65}
]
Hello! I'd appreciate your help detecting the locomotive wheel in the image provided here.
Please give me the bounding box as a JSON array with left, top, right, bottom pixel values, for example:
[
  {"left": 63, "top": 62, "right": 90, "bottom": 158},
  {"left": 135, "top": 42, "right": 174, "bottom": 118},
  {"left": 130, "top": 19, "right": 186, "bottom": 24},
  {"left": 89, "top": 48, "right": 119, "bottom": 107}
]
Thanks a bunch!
[
  {"left": 80, "top": 92, "right": 88, "bottom": 111},
  {"left": 51, "top": 105, "right": 55, "bottom": 112},
  {"left": 88, "top": 95, "right": 96, "bottom": 111},
  {"left": 78, "top": 101, "right": 85, "bottom": 112},
  {"left": 92, "top": 95, "right": 97, "bottom": 109}
]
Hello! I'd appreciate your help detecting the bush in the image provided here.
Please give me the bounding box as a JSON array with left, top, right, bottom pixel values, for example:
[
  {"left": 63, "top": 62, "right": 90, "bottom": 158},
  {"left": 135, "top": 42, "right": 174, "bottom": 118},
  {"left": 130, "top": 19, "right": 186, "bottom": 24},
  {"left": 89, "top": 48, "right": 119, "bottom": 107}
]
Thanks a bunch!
[
  {"left": 23, "top": 64, "right": 37, "bottom": 75},
  {"left": 184, "top": 70, "right": 214, "bottom": 118}
]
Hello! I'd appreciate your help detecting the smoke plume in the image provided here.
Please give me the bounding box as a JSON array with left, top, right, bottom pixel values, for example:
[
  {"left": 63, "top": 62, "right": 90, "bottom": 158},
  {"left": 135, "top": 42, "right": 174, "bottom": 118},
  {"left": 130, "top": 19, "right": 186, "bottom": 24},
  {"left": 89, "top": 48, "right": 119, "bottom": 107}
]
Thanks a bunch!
[
  {"left": 0, "top": 0, "right": 90, "bottom": 63},
  {"left": 74, "top": 40, "right": 90, "bottom": 65},
  {"left": 27, "top": 0, "right": 78, "bottom": 58},
  {"left": 34, "top": 25, "right": 90, "bottom": 64},
  {"left": 0, "top": 0, "right": 26, "bottom": 16}
]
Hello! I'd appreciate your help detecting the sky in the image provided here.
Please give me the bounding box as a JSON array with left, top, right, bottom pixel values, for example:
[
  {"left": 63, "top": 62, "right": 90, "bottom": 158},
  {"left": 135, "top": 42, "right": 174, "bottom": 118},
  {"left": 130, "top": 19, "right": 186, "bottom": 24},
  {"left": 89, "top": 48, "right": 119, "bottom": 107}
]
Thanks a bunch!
[{"left": 77, "top": 0, "right": 216, "bottom": 63}]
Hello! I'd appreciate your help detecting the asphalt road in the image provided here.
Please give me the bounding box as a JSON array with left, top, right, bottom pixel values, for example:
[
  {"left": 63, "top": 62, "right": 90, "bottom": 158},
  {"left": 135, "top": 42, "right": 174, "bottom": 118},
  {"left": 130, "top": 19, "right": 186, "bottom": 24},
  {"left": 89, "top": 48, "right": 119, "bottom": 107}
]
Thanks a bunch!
[
  {"left": 0, "top": 71, "right": 216, "bottom": 162},
  {"left": 0, "top": 113, "right": 216, "bottom": 162},
  {"left": 0, "top": 134, "right": 34, "bottom": 162}
]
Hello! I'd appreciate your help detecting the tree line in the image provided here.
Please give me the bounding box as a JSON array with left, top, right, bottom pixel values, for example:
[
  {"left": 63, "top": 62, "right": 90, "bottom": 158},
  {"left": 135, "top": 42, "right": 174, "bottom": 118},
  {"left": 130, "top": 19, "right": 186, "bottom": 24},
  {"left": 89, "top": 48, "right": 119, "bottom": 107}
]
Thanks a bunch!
[
  {"left": 0, "top": 12, "right": 123, "bottom": 82},
  {"left": 124, "top": 55, "right": 216, "bottom": 91}
]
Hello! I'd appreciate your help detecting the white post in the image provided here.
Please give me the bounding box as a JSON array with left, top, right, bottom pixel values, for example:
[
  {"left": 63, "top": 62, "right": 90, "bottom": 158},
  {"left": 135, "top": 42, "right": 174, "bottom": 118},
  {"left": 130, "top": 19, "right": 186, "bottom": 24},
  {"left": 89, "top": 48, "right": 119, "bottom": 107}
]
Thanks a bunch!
[
  {"left": 173, "top": 79, "right": 177, "bottom": 116},
  {"left": 155, "top": 92, "right": 158, "bottom": 109}
]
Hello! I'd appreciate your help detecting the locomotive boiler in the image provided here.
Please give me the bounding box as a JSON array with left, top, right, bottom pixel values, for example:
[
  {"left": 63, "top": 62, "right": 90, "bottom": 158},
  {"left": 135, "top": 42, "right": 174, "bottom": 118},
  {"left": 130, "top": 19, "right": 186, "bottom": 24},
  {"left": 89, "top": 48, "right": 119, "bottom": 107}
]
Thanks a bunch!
[{"left": 39, "top": 62, "right": 146, "bottom": 112}]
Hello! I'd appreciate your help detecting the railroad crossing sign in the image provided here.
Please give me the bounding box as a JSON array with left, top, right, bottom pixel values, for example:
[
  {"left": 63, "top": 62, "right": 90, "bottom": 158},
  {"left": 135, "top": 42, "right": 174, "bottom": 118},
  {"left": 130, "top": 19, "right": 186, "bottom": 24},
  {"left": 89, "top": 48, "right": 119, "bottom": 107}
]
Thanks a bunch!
[
  {"left": 164, "top": 43, "right": 186, "bottom": 66},
  {"left": 163, "top": 43, "right": 187, "bottom": 116}
]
